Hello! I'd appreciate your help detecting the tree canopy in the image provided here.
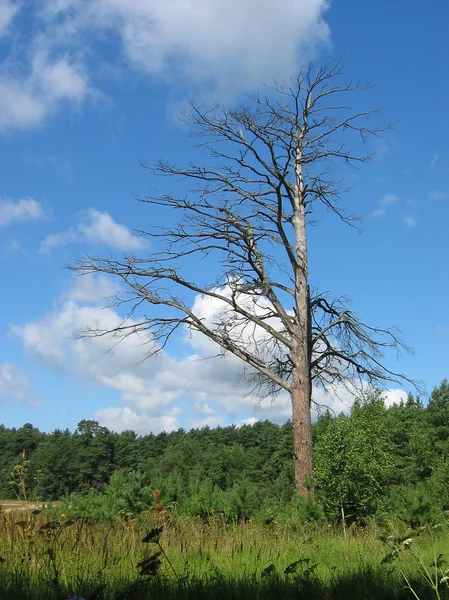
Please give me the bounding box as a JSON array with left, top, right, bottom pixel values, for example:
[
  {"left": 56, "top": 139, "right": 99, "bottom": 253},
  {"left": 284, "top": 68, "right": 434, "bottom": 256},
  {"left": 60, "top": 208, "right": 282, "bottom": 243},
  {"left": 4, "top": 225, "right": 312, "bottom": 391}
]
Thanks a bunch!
[{"left": 1, "top": 381, "right": 448, "bottom": 525}]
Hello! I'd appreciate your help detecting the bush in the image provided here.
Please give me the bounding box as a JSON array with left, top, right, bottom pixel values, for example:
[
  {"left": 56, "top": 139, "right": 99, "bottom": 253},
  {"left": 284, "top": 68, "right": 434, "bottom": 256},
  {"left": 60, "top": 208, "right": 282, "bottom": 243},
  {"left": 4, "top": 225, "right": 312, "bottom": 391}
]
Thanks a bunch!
[
  {"left": 61, "top": 470, "right": 154, "bottom": 520},
  {"left": 376, "top": 484, "right": 442, "bottom": 528},
  {"left": 314, "top": 391, "right": 394, "bottom": 521}
]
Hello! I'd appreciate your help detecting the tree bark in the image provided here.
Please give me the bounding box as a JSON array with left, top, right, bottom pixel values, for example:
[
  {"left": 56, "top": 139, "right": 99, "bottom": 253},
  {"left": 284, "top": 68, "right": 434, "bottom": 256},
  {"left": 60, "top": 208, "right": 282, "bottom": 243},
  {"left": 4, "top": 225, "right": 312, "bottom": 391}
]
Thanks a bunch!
[
  {"left": 291, "top": 348, "right": 313, "bottom": 496},
  {"left": 291, "top": 130, "right": 313, "bottom": 495},
  {"left": 291, "top": 252, "right": 313, "bottom": 495}
]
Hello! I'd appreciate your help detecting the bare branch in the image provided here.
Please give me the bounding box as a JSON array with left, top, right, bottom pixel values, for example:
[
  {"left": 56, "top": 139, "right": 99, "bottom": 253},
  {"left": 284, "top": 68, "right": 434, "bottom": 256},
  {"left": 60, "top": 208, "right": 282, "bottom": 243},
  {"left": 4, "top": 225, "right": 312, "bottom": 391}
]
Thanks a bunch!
[{"left": 71, "top": 61, "right": 411, "bottom": 494}]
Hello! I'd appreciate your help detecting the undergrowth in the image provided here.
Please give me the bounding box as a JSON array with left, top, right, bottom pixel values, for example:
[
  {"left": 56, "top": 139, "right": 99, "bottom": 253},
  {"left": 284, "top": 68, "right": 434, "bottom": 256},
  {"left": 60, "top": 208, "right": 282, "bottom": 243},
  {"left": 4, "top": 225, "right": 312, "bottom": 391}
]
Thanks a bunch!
[{"left": 0, "top": 506, "right": 448, "bottom": 599}]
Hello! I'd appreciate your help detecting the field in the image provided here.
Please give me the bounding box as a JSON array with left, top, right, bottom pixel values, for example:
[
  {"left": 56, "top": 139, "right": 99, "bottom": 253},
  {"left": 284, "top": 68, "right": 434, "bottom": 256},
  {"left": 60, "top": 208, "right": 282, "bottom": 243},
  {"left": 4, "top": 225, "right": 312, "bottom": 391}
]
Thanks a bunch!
[{"left": 0, "top": 504, "right": 448, "bottom": 600}]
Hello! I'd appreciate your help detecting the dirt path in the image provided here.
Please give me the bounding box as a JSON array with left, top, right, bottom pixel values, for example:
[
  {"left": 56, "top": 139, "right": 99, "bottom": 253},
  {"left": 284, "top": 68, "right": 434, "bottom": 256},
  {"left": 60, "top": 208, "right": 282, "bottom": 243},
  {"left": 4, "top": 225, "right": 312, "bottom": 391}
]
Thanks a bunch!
[{"left": 0, "top": 501, "right": 57, "bottom": 513}]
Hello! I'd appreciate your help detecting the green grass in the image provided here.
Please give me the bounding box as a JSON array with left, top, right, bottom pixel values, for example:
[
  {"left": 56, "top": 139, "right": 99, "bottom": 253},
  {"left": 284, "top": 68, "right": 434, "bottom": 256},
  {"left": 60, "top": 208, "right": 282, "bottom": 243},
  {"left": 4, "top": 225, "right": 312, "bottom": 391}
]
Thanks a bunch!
[{"left": 0, "top": 507, "right": 448, "bottom": 599}]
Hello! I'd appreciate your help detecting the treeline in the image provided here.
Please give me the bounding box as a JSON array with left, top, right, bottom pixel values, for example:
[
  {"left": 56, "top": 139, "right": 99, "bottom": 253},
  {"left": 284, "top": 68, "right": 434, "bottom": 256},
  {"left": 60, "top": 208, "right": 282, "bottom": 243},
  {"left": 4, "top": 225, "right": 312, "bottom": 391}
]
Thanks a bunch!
[{"left": 1, "top": 380, "right": 449, "bottom": 524}]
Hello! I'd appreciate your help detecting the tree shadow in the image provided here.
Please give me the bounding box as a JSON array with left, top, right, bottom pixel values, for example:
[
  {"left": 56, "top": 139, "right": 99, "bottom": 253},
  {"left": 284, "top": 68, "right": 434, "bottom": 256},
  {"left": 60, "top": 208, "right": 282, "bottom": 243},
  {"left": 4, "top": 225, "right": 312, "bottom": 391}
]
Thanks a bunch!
[{"left": 0, "top": 568, "right": 445, "bottom": 600}]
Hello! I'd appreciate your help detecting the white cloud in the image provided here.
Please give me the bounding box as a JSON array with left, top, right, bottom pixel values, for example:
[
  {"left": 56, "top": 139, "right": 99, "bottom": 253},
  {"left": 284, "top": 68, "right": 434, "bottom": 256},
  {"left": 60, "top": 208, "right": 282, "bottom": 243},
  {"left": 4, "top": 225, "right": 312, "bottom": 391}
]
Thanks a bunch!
[
  {"left": 3, "top": 240, "right": 26, "bottom": 255},
  {"left": 193, "top": 402, "right": 217, "bottom": 416},
  {"left": 237, "top": 417, "right": 259, "bottom": 427},
  {"left": 1, "top": 0, "right": 330, "bottom": 131},
  {"left": 0, "top": 49, "right": 91, "bottom": 133},
  {"left": 0, "top": 197, "right": 44, "bottom": 227},
  {"left": 43, "top": 0, "right": 330, "bottom": 91},
  {"left": 34, "top": 52, "right": 88, "bottom": 102},
  {"left": 79, "top": 209, "right": 145, "bottom": 250},
  {"left": 63, "top": 272, "right": 120, "bottom": 304},
  {"left": 40, "top": 230, "right": 79, "bottom": 253},
  {"left": 403, "top": 216, "right": 417, "bottom": 228},
  {"left": 383, "top": 388, "right": 408, "bottom": 407},
  {"left": 430, "top": 153, "right": 439, "bottom": 167},
  {"left": 429, "top": 190, "right": 448, "bottom": 200},
  {"left": 373, "top": 194, "right": 418, "bottom": 229},
  {"left": 0, "top": 78, "right": 47, "bottom": 131},
  {"left": 12, "top": 274, "right": 408, "bottom": 433},
  {"left": 436, "top": 324, "right": 449, "bottom": 337},
  {"left": 94, "top": 406, "right": 182, "bottom": 435},
  {"left": 380, "top": 193, "right": 399, "bottom": 206},
  {"left": 312, "top": 385, "right": 353, "bottom": 415},
  {"left": 0, "top": 363, "right": 41, "bottom": 407},
  {"left": 372, "top": 193, "right": 400, "bottom": 219},
  {"left": 40, "top": 208, "right": 145, "bottom": 252},
  {"left": 11, "top": 274, "right": 294, "bottom": 432},
  {"left": 188, "top": 282, "right": 288, "bottom": 358},
  {"left": 0, "top": 0, "right": 17, "bottom": 37},
  {"left": 312, "top": 384, "right": 408, "bottom": 416}
]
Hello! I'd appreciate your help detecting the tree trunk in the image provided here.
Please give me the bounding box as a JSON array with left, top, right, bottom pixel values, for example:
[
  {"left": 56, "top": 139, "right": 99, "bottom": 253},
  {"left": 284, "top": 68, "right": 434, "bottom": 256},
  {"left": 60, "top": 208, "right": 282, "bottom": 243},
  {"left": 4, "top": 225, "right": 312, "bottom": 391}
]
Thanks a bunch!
[
  {"left": 291, "top": 137, "right": 313, "bottom": 496},
  {"left": 291, "top": 335, "right": 313, "bottom": 496}
]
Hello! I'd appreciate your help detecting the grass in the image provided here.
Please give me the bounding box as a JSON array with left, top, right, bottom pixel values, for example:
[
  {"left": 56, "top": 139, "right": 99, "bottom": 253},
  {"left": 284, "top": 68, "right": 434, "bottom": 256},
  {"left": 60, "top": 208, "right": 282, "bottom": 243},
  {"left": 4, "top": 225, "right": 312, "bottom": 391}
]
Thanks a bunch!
[{"left": 0, "top": 506, "right": 448, "bottom": 599}]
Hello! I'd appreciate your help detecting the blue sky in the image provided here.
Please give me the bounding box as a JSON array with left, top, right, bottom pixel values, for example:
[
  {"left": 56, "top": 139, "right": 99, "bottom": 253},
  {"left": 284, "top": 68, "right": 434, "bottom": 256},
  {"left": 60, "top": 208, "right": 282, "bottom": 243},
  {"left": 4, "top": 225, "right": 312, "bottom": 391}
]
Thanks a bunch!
[{"left": 0, "top": 0, "right": 448, "bottom": 434}]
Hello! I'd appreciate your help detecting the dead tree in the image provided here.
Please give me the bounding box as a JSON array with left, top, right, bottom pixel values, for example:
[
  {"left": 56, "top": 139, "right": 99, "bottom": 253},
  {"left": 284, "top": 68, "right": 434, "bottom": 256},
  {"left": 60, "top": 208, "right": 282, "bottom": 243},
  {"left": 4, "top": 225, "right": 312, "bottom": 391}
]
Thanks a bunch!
[{"left": 72, "top": 61, "right": 417, "bottom": 496}]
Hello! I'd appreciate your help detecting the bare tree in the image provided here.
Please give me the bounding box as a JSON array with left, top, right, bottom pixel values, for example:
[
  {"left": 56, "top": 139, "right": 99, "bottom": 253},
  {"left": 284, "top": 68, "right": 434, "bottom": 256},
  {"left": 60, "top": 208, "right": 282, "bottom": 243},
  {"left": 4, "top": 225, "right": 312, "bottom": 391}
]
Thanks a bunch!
[{"left": 72, "top": 61, "right": 417, "bottom": 496}]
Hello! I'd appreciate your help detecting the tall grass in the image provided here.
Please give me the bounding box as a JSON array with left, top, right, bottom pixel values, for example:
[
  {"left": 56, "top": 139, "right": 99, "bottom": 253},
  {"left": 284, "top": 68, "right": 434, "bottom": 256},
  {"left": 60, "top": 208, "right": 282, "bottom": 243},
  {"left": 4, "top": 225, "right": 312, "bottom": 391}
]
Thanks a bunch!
[{"left": 0, "top": 506, "right": 448, "bottom": 599}]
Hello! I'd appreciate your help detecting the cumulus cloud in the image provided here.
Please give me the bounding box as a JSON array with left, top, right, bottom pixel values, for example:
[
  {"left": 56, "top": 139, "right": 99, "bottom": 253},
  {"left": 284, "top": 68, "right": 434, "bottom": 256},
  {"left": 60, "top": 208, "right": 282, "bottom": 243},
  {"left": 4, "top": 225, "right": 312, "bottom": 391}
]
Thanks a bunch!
[
  {"left": 40, "top": 208, "right": 146, "bottom": 252},
  {"left": 0, "top": 197, "right": 44, "bottom": 227},
  {"left": 40, "top": 230, "right": 79, "bottom": 253},
  {"left": 372, "top": 193, "right": 399, "bottom": 218},
  {"left": 1, "top": 0, "right": 330, "bottom": 131},
  {"left": 312, "top": 384, "right": 408, "bottom": 418},
  {"left": 429, "top": 190, "right": 448, "bottom": 200},
  {"left": 79, "top": 209, "right": 145, "bottom": 250},
  {"left": 94, "top": 406, "right": 182, "bottom": 434},
  {"left": 0, "top": 363, "right": 41, "bottom": 407},
  {"left": 0, "top": 49, "right": 91, "bottom": 133},
  {"left": 383, "top": 388, "right": 408, "bottom": 407},
  {"left": 0, "top": 0, "right": 17, "bottom": 36},
  {"left": 372, "top": 193, "right": 418, "bottom": 228},
  {"left": 62, "top": 272, "right": 120, "bottom": 304},
  {"left": 11, "top": 273, "right": 406, "bottom": 433},
  {"left": 187, "top": 282, "right": 289, "bottom": 360},
  {"left": 11, "top": 274, "right": 293, "bottom": 432},
  {"left": 403, "top": 216, "right": 417, "bottom": 228},
  {"left": 237, "top": 417, "right": 259, "bottom": 427},
  {"left": 380, "top": 193, "right": 399, "bottom": 206},
  {"left": 35, "top": 52, "right": 88, "bottom": 101},
  {"left": 56, "top": 0, "right": 330, "bottom": 94}
]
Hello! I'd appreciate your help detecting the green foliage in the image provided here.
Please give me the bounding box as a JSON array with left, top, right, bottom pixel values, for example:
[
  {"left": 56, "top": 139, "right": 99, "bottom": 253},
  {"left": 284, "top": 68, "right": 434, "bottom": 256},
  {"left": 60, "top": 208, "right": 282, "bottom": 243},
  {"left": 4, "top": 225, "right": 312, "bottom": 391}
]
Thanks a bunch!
[
  {"left": 2, "top": 379, "right": 449, "bottom": 525},
  {"left": 181, "top": 477, "right": 221, "bottom": 519},
  {"left": 277, "top": 491, "right": 327, "bottom": 526},
  {"left": 427, "top": 380, "right": 449, "bottom": 459},
  {"left": 1, "top": 514, "right": 449, "bottom": 600},
  {"left": 386, "top": 394, "right": 434, "bottom": 483},
  {"left": 0, "top": 423, "right": 44, "bottom": 500},
  {"left": 427, "top": 380, "right": 449, "bottom": 439},
  {"left": 377, "top": 484, "right": 442, "bottom": 528},
  {"left": 63, "top": 470, "right": 154, "bottom": 520},
  {"left": 428, "top": 460, "right": 449, "bottom": 510},
  {"left": 224, "top": 478, "right": 260, "bottom": 521},
  {"left": 314, "top": 390, "right": 395, "bottom": 520}
]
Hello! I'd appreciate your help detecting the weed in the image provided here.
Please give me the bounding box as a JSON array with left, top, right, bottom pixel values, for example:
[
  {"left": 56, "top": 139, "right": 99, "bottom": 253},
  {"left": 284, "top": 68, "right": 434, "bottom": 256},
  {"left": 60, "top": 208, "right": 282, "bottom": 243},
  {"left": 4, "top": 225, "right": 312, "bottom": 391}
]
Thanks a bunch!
[{"left": 0, "top": 509, "right": 448, "bottom": 599}]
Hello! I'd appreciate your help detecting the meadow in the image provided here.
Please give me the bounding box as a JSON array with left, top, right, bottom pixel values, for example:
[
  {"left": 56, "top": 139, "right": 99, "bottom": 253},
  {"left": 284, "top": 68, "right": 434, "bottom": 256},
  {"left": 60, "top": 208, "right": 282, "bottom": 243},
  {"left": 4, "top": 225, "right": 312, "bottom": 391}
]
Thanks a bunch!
[
  {"left": 0, "top": 505, "right": 448, "bottom": 600},
  {"left": 2, "top": 387, "right": 449, "bottom": 599}
]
